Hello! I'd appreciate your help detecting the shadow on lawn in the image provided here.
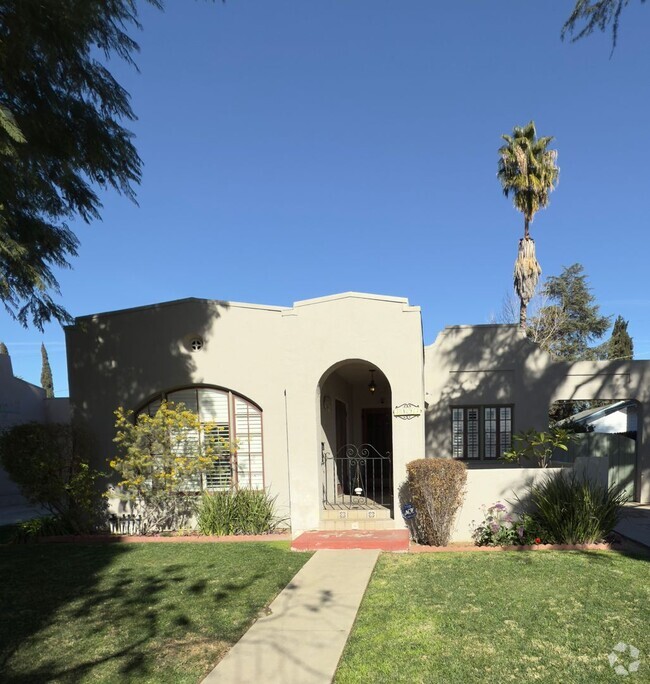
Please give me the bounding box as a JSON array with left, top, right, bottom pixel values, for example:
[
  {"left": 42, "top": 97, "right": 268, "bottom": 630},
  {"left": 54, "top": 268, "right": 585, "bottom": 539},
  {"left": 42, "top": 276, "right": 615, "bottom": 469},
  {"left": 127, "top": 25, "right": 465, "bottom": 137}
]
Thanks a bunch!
[
  {"left": 1, "top": 544, "right": 132, "bottom": 682},
  {"left": 0, "top": 544, "right": 264, "bottom": 683}
]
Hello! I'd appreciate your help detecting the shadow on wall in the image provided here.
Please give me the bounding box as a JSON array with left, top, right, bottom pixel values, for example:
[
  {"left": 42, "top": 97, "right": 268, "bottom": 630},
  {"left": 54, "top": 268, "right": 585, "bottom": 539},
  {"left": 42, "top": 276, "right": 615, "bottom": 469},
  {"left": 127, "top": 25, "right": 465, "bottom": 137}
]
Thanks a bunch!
[
  {"left": 66, "top": 299, "right": 231, "bottom": 470},
  {"left": 425, "top": 325, "right": 650, "bottom": 498},
  {"left": 425, "top": 325, "right": 650, "bottom": 448}
]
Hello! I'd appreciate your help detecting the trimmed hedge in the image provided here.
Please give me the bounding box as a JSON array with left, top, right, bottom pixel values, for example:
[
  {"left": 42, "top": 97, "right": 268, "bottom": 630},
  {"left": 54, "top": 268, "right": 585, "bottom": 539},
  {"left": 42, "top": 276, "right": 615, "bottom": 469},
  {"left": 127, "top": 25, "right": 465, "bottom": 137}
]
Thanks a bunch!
[{"left": 407, "top": 458, "right": 466, "bottom": 546}]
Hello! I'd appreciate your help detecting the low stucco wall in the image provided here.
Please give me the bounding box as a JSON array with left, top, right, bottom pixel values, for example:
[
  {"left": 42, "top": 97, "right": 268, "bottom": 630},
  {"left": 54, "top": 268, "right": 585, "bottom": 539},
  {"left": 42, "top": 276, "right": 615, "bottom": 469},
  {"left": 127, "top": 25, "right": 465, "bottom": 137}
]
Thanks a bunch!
[{"left": 451, "top": 467, "right": 564, "bottom": 542}]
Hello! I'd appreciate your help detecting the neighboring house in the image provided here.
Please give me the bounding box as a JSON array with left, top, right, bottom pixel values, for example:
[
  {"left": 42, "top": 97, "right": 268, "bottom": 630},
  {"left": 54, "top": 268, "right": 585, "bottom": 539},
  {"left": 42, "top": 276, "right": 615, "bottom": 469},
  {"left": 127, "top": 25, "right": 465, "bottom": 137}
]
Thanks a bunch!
[
  {"left": 559, "top": 400, "right": 638, "bottom": 437},
  {"left": 0, "top": 348, "right": 70, "bottom": 522},
  {"left": 557, "top": 401, "right": 639, "bottom": 500},
  {"left": 64, "top": 292, "right": 650, "bottom": 538}
]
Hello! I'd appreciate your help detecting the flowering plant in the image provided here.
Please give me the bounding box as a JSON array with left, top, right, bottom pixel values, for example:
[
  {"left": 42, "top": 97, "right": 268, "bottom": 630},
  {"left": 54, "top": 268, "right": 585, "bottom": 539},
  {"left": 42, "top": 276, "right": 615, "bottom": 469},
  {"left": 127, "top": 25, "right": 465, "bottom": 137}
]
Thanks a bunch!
[{"left": 471, "top": 502, "right": 546, "bottom": 546}]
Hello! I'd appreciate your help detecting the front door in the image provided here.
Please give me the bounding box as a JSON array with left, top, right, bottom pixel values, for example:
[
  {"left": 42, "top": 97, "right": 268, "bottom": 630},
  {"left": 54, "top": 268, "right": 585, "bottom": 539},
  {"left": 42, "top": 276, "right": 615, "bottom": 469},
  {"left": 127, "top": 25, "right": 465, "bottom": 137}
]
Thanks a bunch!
[
  {"left": 362, "top": 408, "right": 392, "bottom": 456},
  {"left": 362, "top": 408, "right": 392, "bottom": 504}
]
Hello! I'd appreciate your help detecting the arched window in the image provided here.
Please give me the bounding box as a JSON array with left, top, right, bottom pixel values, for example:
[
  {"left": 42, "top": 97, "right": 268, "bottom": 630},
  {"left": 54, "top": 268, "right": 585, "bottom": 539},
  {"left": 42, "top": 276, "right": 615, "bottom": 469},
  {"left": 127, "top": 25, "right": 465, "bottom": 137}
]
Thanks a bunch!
[{"left": 138, "top": 387, "right": 263, "bottom": 491}]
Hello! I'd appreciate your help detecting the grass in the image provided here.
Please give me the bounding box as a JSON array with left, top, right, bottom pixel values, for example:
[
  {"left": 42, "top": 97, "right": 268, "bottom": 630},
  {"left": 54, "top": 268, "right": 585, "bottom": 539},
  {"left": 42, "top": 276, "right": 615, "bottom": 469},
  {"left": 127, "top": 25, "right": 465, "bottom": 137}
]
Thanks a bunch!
[
  {"left": 336, "top": 550, "right": 650, "bottom": 684},
  {"left": 0, "top": 541, "right": 310, "bottom": 683}
]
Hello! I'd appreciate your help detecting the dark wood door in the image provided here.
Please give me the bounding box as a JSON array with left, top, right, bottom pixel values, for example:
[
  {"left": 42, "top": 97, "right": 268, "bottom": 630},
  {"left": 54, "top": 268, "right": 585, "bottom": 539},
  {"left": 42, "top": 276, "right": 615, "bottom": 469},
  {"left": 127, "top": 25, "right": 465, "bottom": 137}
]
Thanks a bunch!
[
  {"left": 362, "top": 408, "right": 392, "bottom": 501},
  {"left": 362, "top": 408, "right": 392, "bottom": 456}
]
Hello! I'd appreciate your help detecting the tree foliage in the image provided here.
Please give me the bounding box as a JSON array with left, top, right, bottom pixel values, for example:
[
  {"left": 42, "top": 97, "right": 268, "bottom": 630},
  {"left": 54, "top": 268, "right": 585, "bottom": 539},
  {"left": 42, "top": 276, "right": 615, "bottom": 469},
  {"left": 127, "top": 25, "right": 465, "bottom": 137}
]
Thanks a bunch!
[
  {"left": 40, "top": 342, "right": 54, "bottom": 398},
  {"left": 501, "top": 427, "right": 576, "bottom": 468},
  {"left": 498, "top": 122, "right": 559, "bottom": 239},
  {"left": 0, "top": 0, "right": 162, "bottom": 328},
  {"left": 562, "top": 0, "right": 646, "bottom": 51},
  {"left": 111, "top": 401, "right": 232, "bottom": 534},
  {"left": 497, "top": 121, "right": 559, "bottom": 329},
  {"left": 529, "top": 263, "right": 610, "bottom": 361},
  {"left": 605, "top": 314, "right": 634, "bottom": 360},
  {"left": 0, "top": 422, "right": 107, "bottom": 533}
]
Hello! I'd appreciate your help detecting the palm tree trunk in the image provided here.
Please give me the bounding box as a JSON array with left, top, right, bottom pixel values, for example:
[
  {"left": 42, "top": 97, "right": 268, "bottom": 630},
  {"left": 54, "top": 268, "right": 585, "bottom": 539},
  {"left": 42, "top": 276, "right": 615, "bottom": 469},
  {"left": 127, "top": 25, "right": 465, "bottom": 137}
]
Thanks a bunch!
[
  {"left": 524, "top": 216, "right": 530, "bottom": 239},
  {"left": 513, "top": 236, "right": 542, "bottom": 331}
]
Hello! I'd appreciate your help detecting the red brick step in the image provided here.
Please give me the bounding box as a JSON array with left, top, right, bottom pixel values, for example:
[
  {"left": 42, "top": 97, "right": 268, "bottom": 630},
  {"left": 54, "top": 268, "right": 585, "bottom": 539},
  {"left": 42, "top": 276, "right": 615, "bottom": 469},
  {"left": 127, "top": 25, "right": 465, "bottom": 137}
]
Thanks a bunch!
[{"left": 291, "top": 529, "right": 409, "bottom": 552}]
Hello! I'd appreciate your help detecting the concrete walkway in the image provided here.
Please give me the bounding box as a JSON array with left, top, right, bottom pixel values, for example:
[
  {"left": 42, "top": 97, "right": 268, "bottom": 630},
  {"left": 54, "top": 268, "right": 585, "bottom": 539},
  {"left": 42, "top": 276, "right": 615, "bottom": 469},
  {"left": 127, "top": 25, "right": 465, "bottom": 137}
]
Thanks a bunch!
[
  {"left": 201, "top": 549, "right": 379, "bottom": 684},
  {"left": 615, "top": 504, "right": 650, "bottom": 549}
]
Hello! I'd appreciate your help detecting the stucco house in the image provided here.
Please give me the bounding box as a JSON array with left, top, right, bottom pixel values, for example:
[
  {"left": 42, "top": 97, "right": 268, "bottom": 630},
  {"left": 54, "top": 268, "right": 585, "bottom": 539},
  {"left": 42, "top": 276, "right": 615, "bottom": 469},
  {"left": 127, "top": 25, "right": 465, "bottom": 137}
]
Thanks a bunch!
[{"left": 64, "top": 292, "right": 650, "bottom": 540}]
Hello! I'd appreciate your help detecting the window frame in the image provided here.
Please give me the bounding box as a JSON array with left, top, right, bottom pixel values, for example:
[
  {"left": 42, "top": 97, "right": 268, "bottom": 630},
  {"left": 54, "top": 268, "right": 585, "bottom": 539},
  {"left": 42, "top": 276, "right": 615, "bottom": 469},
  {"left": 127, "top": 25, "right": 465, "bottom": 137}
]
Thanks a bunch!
[
  {"left": 451, "top": 404, "right": 514, "bottom": 462},
  {"left": 136, "top": 385, "right": 264, "bottom": 491}
]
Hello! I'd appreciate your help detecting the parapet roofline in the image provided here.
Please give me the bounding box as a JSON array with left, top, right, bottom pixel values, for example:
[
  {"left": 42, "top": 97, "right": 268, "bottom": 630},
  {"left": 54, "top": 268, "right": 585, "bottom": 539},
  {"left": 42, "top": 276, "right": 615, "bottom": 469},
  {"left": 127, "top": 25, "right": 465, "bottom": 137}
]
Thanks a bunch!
[
  {"left": 68, "top": 297, "right": 289, "bottom": 324},
  {"left": 68, "top": 292, "right": 418, "bottom": 325},
  {"left": 293, "top": 292, "right": 414, "bottom": 308},
  {"left": 442, "top": 323, "right": 522, "bottom": 331}
]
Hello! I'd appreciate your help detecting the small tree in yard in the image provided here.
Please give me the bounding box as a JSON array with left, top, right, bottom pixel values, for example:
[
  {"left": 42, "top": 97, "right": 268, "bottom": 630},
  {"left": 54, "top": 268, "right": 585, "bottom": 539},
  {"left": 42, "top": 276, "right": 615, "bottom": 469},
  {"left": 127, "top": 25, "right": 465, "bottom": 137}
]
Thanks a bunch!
[
  {"left": 111, "top": 401, "right": 229, "bottom": 534},
  {"left": 0, "top": 422, "right": 107, "bottom": 534},
  {"left": 501, "top": 427, "right": 576, "bottom": 468},
  {"left": 406, "top": 458, "right": 466, "bottom": 546}
]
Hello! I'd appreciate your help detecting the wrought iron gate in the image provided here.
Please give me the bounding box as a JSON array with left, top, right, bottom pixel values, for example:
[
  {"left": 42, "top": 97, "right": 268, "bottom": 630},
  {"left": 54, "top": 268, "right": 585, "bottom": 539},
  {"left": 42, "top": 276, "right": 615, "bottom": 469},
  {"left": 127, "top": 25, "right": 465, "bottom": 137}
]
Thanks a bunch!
[{"left": 321, "top": 443, "right": 392, "bottom": 509}]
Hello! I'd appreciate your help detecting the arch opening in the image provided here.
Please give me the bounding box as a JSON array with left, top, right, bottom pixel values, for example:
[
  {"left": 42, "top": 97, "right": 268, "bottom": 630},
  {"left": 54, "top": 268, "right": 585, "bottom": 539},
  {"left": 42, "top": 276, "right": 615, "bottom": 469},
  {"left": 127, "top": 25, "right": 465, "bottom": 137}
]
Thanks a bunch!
[{"left": 318, "top": 360, "right": 394, "bottom": 517}]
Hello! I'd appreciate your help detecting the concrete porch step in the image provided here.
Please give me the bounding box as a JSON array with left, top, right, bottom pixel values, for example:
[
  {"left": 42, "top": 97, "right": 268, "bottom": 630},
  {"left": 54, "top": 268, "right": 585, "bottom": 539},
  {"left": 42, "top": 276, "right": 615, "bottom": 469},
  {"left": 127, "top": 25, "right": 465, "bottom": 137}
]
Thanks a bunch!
[
  {"left": 321, "top": 507, "right": 391, "bottom": 521},
  {"left": 292, "top": 529, "right": 410, "bottom": 552},
  {"left": 319, "top": 519, "right": 395, "bottom": 531}
]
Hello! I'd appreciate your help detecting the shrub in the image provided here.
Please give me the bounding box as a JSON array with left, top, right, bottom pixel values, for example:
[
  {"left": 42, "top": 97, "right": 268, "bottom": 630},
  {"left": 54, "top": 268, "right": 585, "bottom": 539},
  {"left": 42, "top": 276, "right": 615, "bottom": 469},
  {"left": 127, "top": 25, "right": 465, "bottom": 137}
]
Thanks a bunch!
[
  {"left": 501, "top": 427, "right": 575, "bottom": 468},
  {"left": 111, "top": 402, "right": 233, "bottom": 534},
  {"left": 10, "top": 516, "right": 69, "bottom": 543},
  {"left": 197, "top": 488, "right": 285, "bottom": 536},
  {"left": 472, "top": 502, "right": 546, "bottom": 546},
  {"left": 527, "top": 470, "right": 627, "bottom": 544},
  {"left": 406, "top": 458, "right": 466, "bottom": 546},
  {"left": 0, "top": 422, "right": 107, "bottom": 534}
]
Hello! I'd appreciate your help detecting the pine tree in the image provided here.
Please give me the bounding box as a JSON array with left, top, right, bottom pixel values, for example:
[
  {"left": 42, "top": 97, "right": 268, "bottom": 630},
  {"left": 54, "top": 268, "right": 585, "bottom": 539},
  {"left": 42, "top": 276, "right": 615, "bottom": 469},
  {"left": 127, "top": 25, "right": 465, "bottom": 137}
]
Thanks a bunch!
[
  {"left": 0, "top": 341, "right": 7, "bottom": 355},
  {"left": 607, "top": 315, "right": 634, "bottom": 360},
  {"left": 529, "top": 263, "right": 610, "bottom": 361},
  {"left": 40, "top": 343, "right": 54, "bottom": 398}
]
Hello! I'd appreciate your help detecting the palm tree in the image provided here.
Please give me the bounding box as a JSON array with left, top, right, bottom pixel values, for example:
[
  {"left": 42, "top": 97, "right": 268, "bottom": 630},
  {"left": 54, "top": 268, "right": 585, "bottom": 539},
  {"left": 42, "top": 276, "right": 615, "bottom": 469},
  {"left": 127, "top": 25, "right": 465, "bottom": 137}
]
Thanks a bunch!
[{"left": 498, "top": 121, "right": 559, "bottom": 329}]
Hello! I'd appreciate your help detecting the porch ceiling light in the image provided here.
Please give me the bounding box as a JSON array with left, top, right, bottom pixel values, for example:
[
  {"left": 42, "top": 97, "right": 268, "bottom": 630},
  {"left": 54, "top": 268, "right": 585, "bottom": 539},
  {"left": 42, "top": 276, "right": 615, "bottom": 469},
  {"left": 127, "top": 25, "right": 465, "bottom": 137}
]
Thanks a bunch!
[{"left": 368, "top": 369, "right": 377, "bottom": 394}]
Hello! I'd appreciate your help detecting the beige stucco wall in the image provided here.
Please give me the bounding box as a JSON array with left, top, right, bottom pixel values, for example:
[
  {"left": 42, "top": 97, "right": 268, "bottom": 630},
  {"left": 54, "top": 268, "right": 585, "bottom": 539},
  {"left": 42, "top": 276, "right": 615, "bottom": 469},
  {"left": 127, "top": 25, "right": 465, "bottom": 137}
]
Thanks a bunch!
[
  {"left": 425, "top": 324, "right": 650, "bottom": 502},
  {"left": 451, "top": 467, "right": 565, "bottom": 542},
  {"left": 66, "top": 293, "right": 426, "bottom": 533}
]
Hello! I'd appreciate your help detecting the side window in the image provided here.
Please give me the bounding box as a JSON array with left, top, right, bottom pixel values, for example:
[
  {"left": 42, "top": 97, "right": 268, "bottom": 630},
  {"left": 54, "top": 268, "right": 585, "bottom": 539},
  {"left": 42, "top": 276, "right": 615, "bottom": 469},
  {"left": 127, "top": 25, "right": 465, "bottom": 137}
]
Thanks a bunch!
[{"left": 452, "top": 406, "right": 513, "bottom": 461}]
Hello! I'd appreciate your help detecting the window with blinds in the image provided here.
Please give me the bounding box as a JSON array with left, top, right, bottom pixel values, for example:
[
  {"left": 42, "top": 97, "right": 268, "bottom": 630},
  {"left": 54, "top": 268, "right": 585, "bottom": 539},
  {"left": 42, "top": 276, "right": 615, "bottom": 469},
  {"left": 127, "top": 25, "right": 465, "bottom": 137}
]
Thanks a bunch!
[
  {"left": 137, "top": 387, "right": 264, "bottom": 491},
  {"left": 452, "top": 406, "right": 513, "bottom": 461}
]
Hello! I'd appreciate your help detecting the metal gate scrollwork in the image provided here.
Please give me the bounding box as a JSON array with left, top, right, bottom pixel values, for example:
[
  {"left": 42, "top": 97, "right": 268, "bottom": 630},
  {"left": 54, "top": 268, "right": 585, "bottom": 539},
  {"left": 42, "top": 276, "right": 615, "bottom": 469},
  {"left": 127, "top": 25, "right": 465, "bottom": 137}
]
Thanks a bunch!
[{"left": 322, "top": 443, "right": 392, "bottom": 509}]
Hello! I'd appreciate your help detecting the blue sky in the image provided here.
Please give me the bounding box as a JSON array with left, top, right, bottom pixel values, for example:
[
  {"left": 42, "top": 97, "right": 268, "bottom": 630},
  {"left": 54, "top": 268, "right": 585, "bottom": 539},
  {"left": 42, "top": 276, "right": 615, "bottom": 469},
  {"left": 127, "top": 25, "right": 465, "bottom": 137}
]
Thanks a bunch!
[{"left": 2, "top": 1, "right": 649, "bottom": 396}]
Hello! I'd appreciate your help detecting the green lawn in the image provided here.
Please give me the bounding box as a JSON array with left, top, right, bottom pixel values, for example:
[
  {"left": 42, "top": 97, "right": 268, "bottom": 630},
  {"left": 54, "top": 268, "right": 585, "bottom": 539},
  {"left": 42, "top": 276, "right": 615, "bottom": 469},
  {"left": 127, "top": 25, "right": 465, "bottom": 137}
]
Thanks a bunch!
[
  {"left": 336, "top": 550, "right": 650, "bottom": 684},
  {"left": 0, "top": 542, "right": 310, "bottom": 683}
]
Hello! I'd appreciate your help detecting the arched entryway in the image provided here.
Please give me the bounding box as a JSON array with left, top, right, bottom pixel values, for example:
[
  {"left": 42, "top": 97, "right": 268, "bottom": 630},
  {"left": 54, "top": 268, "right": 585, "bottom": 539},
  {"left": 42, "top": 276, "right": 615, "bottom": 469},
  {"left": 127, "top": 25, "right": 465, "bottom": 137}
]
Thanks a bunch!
[{"left": 318, "top": 360, "right": 394, "bottom": 522}]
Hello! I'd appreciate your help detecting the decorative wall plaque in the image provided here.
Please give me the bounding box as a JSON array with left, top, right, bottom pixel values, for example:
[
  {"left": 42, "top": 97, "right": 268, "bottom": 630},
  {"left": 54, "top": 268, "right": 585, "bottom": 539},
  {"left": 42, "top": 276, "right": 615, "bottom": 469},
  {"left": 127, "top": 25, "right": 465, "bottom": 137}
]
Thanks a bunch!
[{"left": 393, "top": 403, "right": 422, "bottom": 419}]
